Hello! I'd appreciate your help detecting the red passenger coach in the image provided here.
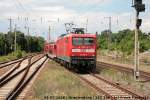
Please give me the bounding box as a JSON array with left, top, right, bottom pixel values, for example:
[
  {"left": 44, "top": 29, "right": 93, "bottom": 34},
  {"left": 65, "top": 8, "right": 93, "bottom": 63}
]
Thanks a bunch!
[
  {"left": 56, "top": 31, "right": 97, "bottom": 71},
  {"left": 44, "top": 43, "right": 49, "bottom": 53},
  {"left": 44, "top": 42, "right": 56, "bottom": 59}
]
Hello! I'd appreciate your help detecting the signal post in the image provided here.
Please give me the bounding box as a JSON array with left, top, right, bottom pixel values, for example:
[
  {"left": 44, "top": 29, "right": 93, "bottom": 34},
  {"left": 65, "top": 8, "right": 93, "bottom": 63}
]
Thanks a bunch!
[{"left": 132, "top": 0, "right": 145, "bottom": 80}]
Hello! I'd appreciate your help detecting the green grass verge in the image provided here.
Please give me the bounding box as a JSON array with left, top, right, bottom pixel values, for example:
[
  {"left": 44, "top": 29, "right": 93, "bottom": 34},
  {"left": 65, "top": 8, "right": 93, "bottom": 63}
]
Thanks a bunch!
[
  {"left": 28, "top": 60, "right": 96, "bottom": 99},
  {"left": 97, "top": 49, "right": 150, "bottom": 72},
  {"left": 0, "top": 51, "right": 26, "bottom": 62},
  {"left": 97, "top": 67, "right": 150, "bottom": 95}
]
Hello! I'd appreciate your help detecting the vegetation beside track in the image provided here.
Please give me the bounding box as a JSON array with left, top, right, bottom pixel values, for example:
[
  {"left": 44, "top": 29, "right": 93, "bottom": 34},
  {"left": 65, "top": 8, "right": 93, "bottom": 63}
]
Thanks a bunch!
[
  {"left": 0, "top": 31, "right": 45, "bottom": 62},
  {"left": 97, "top": 29, "right": 150, "bottom": 56},
  {"left": 28, "top": 60, "right": 96, "bottom": 99},
  {"left": 96, "top": 66, "right": 150, "bottom": 95},
  {"left": 0, "top": 50, "right": 26, "bottom": 62},
  {"left": 97, "top": 29, "right": 150, "bottom": 71},
  {"left": 0, "top": 31, "right": 45, "bottom": 56},
  {"left": 97, "top": 53, "right": 150, "bottom": 72}
]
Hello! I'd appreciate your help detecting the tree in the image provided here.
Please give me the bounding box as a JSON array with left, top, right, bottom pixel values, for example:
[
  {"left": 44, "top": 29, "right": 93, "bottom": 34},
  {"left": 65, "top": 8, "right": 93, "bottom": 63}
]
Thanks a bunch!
[
  {"left": 0, "top": 33, "right": 6, "bottom": 55},
  {"left": 97, "top": 29, "right": 150, "bottom": 56},
  {"left": 0, "top": 31, "right": 45, "bottom": 56}
]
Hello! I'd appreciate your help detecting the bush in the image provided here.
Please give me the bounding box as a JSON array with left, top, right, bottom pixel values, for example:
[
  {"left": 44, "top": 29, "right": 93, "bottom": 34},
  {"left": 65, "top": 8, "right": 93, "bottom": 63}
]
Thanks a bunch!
[
  {"left": 97, "top": 29, "right": 150, "bottom": 55},
  {"left": 16, "top": 50, "right": 23, "bottom": 58}
]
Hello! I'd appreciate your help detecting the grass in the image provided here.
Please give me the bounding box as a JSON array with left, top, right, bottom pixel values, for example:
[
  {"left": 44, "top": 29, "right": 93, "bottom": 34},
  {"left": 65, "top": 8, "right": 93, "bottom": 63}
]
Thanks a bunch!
[
  {"left": 28, "top": 60, "right": 97, "bottom": 99},
  {"left": 97, "top": 67, "right": 150, "bottom": 95},
  {"left": 97, "top": 51, "right": 150, "bottom": 72},
  {"left": 97, "top": 50, "right": 150, "bottom": 95},
  {"left": 0, "top": 51, "right": 26, "bottom": 62}
]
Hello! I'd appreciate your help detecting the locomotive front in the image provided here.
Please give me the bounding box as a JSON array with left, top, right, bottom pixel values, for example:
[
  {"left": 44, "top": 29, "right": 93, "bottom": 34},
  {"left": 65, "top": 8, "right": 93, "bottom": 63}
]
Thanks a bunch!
[{"left": 70, "top": 34, "right": 97, "bottom": 71}]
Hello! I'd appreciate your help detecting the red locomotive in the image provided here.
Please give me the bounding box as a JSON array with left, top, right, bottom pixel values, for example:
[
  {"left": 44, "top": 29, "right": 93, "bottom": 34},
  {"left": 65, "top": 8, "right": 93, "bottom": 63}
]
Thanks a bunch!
[{"left": 44, "top": 28, "right": 97, "bottom": 72}]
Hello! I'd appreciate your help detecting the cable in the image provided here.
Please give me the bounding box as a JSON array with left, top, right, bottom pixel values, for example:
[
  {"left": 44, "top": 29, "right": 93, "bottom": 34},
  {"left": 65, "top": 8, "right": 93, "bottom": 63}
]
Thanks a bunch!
[
  {"left": 15, "top": 0, "right": 29, "bottom": 15},
  {"left": 62, "top": 0, "right": 106, "bottom": 30}
]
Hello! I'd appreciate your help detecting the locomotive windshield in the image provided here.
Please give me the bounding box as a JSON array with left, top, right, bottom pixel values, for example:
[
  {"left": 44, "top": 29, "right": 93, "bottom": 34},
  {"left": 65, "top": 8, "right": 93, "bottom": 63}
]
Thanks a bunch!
[
  {"left": 72, "top": 38, "right": 83, "bottom": 45},
  {"left": 72, "top": 37, "right": 94, "bottom": 46},
  {"left": 84, "top": 38, "right": 94, "bottom": 45}
]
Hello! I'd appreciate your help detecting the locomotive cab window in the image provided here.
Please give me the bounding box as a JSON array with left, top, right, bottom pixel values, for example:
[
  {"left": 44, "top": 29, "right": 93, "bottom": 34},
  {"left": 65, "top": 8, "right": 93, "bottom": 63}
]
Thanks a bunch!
[
  {"left": 84, "top": 38, "right": 94, "bottom": 45},
  {"left": 72, "top": 37, "right": 94, "bottom": 46},
  {"left": 72, "top": 38, "right": 83, "bottom": 46}
]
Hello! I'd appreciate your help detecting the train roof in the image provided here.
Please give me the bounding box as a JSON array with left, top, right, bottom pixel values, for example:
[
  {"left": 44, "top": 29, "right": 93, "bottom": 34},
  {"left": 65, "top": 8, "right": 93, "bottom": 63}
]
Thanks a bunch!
[
  {"left": 64, "top": 33, "right": 96, "bottom": 38},
  {"left": 58, "top": 34, "right": 67, "bottom": 38},
  {"left": 58, "top": 33, "right": 96, "bottom": 39},
  {"left": 57, "top": 33, "right": 96, "bottom": 40},
  {"left": 69, "top": 33, "right": 96, "bottom": 37}
]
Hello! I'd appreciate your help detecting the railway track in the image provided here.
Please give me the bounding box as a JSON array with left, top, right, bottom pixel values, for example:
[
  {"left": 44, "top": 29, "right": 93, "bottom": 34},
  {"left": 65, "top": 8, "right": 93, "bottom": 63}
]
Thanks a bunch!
[
  {"left": 0, "top": 58, "right": 24, "bottom": 69},
  {"left": 0, "top": 58, "right": 23, "bottom": 65},
  {"left": 0, "top": 54, "right": 47, "bottom": 100},
  {"left": 0, "top": 53, "right": 44, "bottom": 77},
  {"left": 51, "top": 58, "right": 146, "bottom": 100},
  {"left": 99, "top": 55, "right": 150, "bottom": 65},
  {"left": 79, "top": 74, "right": 147, "bottom": 100},
  {"left": 0, "top": 53, "right": 38, "bottom": 69},
  {"left": 60, "top": 65, "right": 147, "bottom": 100},
  {"left": 97, "top": 61, "right": 150, "bottom": 81},
  {"left": 47, "top": 54, "right": 148, "bottom": 100}
]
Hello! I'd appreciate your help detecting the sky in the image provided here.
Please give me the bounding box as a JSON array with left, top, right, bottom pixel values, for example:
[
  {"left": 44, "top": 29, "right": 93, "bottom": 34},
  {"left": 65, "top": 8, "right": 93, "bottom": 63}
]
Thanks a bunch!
[{"left": 0, "top": 0, "right": 150, "bottom": 41}]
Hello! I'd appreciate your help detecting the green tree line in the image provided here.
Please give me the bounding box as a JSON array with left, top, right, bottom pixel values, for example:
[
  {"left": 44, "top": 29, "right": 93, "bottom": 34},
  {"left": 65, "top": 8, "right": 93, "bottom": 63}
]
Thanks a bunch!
[
  {"left": 0, "top": 31, "right": 45, "bottom": 56},
  {"left": 97, "top": 29, "right": 150, "bottom": 55}
]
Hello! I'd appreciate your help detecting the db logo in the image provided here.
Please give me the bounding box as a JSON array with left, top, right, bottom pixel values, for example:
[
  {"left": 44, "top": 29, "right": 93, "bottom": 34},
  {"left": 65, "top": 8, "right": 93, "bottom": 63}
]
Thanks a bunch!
[{"left": 81, "top": 49, "right": 86, "bottom": 52}]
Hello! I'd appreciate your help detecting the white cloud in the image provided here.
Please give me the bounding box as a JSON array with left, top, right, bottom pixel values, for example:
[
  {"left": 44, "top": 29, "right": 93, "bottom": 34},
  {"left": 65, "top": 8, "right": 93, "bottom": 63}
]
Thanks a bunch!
[
  {"left": 33, "top": 6, "right": 65, "bottom": 12},
  {"left": 144, "top": 0, "right": 150, "bottom": 4},
  {"left": 74, "top": 0, "right": 111, "bottom": 5},
  {"left": 0, "top": 1, "right": 12, "bottom": 8},
  {"left": 0, "top": 0, "right": 150, "bottom": 40}
]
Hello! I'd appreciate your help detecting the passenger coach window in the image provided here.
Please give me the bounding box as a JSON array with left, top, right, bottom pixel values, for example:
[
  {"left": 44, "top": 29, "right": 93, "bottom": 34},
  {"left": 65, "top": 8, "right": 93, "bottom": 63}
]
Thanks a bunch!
[
  {"left": 54, "top": 45, "right": 56, "bottom": 49},
  {"left": 84, "top": 38, "right": 94, "bottom": 45},
  {"left": 72, "top": 38, "right": 83, "bottom": 45}
]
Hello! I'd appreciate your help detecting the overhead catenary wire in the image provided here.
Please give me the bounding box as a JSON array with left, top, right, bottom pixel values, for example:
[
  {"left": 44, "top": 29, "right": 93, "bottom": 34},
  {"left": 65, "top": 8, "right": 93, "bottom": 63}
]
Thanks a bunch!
[
  {"left": 14, "top": 0, "right": 30, "bottom": 16},
  {"left": 10, "top": 0, "right": 47, "bottom": 37},
  {"left": 60, "top": 0, "right": 106, "bottom": 29}
]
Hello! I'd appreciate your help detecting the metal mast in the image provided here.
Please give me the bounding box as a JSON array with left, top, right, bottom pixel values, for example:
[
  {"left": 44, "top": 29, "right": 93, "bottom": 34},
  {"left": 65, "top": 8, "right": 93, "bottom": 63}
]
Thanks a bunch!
[{"left": 132, "top": 0, "right": 145, "bottom": 80}]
